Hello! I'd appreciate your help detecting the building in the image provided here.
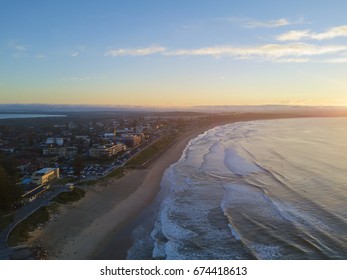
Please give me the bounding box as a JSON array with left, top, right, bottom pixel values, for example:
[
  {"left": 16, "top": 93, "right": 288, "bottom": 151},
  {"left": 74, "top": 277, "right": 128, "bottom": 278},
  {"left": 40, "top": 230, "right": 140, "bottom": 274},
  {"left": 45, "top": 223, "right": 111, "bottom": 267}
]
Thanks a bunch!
[
  {"left": 46, "top": 137, "right": 64, "bottom": 146},
  {"left": 43, "top": 146, "right": 67, "bottom": 157},
  {"left": 43, "top": 146, "right": 77, "bottom": 159},
  {"left": 21, "top": 185, "right": 47, "bottom": 203},
  {"left": 17, "top": 159, "right": 31, "bottom": 173},
  {"left": 103, "top": 129, "right": 117, "bottom": 139},
  {"left": 89, "top": 143, "right": 126, "bottom": 158},
  {"left": 31, "top": 168, "right": 60, "bottom": 185},
  {"left": 103, "top": 133, "right": 115, "bottom": 139},
  {"left": 121, "top": 134, "right": 143, "bottom": 147}
]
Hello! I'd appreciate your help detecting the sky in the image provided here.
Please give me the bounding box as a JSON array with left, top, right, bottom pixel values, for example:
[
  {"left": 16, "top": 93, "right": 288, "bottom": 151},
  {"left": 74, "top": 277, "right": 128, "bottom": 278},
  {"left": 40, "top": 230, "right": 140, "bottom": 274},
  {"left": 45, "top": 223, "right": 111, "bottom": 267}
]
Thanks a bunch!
[{"left": 1, "top": 0, "right": 347, "bottom": 108}]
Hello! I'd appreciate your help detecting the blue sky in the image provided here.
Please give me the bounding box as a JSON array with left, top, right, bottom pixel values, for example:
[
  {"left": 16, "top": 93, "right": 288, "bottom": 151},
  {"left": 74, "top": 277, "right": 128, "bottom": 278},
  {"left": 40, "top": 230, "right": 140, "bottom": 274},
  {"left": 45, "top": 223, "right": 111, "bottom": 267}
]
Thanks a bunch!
[{"left": 1, "top": 0, "right": 347, "bottom": 107}]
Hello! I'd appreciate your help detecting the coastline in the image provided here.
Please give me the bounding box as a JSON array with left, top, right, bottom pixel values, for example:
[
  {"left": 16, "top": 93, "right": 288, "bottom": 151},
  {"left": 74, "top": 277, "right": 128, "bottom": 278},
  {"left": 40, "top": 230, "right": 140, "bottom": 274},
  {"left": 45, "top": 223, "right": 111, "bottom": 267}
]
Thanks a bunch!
[
  {"left": 26, "top": 114, "right": 316, "bottom": 259},
  {"left": 27, "top": 123, "right": 223, "bottom": 259}
]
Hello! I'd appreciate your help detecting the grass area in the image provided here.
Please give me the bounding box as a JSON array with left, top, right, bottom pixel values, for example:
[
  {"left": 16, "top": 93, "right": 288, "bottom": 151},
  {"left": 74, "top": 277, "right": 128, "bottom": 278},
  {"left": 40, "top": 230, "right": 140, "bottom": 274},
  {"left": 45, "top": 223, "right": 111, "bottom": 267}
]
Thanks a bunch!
[
  {"left": 46, "top": 202, "right": 60, "bottom": 213},
  {"left": 75, "top": 179, "right": 99, "bottom": 186},
  {"left": 53, "top": 187, "right": 86, "bottom": 204},
  {"left": 8, "top": 206, "right": 50, "bottom": 246},
  {"left": 102, "top": 167, "right": 124, "bottom": 180},
  {"left": 0, "top": 213, "right": 14, "bottom": 231},
  {"left": 126, "top": 134, "right": 176, "bottom": 166}
]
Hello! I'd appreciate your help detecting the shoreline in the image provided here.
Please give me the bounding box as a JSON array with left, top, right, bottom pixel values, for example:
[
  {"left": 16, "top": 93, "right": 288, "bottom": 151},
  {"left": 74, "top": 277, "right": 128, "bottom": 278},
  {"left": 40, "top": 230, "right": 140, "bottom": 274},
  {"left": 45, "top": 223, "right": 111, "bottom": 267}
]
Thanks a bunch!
[
  {"left": 27, "top": 114, "right": 319, "bottom": 259},
  {"left": 27, "top": 122, "right": 223, "bottom": 259}
]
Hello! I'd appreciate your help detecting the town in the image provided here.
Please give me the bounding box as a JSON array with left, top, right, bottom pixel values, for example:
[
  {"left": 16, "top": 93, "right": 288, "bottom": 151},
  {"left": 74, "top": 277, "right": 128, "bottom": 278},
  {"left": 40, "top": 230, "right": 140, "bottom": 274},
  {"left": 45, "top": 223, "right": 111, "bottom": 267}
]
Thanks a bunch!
[
  {"left": 0, "top": 111, "right": 208, "bottom": 210},
  {"left": 1, "top": 109, "right": 330, "bottom": 259}
]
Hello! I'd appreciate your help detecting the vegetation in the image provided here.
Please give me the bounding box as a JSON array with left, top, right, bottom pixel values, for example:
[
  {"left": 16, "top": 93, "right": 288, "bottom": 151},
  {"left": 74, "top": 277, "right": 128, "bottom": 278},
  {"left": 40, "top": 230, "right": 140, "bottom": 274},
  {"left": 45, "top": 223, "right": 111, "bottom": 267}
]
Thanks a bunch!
[
  {"left": 0, "top": 212, "right": 14, "bottom": 231},
  {"left": 53, "top": 187, "right": 86, "bottom": 204},
  {"left": 75, "top": 179, "right": 99, "bottom": 186},
  {"left": 72, "top": 156, "right": 84, "bottom": 177},
  {"left": 0, "top": 164, "right": 22, "bottom": 212},
  {"left": 126, "top": 134, "right": 176, "bottom": 166},
  {"left": 8, "top": 206, "right": 50, "bottom": 246},
  {"left": 102, "top": 167, "right": 124, "bottom": 180}
]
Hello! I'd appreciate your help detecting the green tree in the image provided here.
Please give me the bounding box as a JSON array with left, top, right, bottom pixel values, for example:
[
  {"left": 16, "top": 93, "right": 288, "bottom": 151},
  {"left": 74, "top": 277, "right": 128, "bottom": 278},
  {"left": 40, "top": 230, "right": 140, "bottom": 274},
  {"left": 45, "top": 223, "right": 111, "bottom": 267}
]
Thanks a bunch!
[
  {"left": 72, "top": 156, "right": 84, "bottom": 178},
  {"left": 0, "top": 165, "right": 22, "bottom": 211}
]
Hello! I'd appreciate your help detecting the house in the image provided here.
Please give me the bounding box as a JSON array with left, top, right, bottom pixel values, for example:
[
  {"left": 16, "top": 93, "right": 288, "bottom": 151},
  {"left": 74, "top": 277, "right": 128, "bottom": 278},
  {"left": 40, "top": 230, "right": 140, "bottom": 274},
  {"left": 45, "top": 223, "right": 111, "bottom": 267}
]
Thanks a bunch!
[{"left": 31, "top": 168, "right": 60, "bottom": 185}]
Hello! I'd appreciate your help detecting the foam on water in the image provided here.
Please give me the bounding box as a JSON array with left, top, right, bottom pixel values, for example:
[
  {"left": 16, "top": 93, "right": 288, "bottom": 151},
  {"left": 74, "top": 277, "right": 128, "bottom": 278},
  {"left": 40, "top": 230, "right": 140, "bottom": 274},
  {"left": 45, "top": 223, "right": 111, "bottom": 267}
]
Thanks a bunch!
[
  {"left": 128, "top": 118, "right": 347, "bottom": 260},
  {"left": 224, "top": 148, "right": 262, "bottom": 175}
]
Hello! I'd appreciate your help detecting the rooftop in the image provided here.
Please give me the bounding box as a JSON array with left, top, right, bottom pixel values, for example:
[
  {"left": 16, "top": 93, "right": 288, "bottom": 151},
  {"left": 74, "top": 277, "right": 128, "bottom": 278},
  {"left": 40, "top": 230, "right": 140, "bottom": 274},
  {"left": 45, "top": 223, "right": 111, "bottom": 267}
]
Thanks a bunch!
[{"left": 33, "top": 167, "right": 56, "bottom": 175}]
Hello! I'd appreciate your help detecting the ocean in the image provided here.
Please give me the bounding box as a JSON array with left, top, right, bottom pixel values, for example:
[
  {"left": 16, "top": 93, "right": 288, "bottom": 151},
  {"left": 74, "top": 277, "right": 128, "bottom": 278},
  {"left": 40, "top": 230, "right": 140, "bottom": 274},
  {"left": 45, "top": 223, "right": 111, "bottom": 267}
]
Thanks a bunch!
[
  {"left": 127, "top": 117, "right": 347, "bottom": 260},
  {"left": 0, "top": 114, "right": 66, "bottom": 119}
]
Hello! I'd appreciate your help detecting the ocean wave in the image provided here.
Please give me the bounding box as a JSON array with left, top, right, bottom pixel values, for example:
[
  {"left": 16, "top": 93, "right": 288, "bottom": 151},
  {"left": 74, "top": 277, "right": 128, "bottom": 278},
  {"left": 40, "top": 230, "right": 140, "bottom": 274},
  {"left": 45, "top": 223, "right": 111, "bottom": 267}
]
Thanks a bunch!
[{"left": 129, "top": 118, "right": 347, "bottom": 259}]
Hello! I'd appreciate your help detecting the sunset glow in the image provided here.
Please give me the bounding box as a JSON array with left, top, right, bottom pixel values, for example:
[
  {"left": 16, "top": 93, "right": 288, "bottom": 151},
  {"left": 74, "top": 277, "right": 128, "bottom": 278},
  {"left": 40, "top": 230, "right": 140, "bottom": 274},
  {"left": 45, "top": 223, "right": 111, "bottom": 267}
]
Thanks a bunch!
[{"left": 1, "top": 1, "right": 347, "bottom": 107}]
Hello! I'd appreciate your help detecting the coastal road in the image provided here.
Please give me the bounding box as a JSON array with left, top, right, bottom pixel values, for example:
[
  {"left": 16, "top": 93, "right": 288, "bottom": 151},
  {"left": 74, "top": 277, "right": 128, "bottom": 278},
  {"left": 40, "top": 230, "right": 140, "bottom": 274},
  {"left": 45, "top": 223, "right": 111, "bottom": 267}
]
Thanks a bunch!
[{"left": 0, "top": 185, "right": 70, "bottom": 259}]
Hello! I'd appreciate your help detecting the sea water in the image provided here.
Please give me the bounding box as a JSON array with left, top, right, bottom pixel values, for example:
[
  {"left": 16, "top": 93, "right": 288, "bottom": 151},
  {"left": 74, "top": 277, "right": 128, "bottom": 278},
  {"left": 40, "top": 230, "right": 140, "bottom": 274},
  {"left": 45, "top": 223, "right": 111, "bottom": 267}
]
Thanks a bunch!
[
  {"left": 0, "top": 114, "right": 66, "bottom": 119},
  {"left": 127, "top": 117, "right": 347, "bottom": 260}
]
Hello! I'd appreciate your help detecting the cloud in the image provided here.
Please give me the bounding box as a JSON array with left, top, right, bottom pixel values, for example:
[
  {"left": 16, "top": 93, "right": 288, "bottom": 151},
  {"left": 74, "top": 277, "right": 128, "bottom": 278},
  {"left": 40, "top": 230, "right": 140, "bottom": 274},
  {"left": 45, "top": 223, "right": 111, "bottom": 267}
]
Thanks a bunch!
[
  {"left": 165, "top": 43, "right": 347, "bottom": 61},
  {"left": 36, "top": 54, "right": 46, "bottom": 59},
  {"left": 105, "top": 41, "right": 347, "bottom": 64},
  {"left": 71, "top": 52, "right": 79, "bottom": 57},
  {"left": 277, "top": 25, "right": 347, "bottom": 41},
  {"left": 14, "top": 45, "right": 27, "bottom": 51},
  {"left": 105, "top": 46, "right": 166, "bottom": 57},
  {"left": 311, "top": 25, "right": 347, "bottom": 40},
  {"left": 227, "top": 17, "right": 304, "bottom": 28},
  {"left": 7, "top": 41, "right": 27, "bottom": 52},
  {"left": 245, "top": 18, "right": 290, "bottom": 28},
  {"left": 277, "top": 30, "right": 311, "bottom": 41}
]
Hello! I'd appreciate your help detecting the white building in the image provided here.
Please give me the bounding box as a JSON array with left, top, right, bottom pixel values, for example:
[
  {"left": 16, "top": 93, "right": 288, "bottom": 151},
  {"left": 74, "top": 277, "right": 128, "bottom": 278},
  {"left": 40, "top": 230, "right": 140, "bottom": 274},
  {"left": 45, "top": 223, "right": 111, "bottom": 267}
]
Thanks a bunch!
[
  {"left": 89, "top": 143, "right": 126, "bottom": 158},
  {"left": 46, "top": 138, "right": 64, "bottom": 146},
  {"left": 31, "top": 168, "right": 60, "bottom": 185}
]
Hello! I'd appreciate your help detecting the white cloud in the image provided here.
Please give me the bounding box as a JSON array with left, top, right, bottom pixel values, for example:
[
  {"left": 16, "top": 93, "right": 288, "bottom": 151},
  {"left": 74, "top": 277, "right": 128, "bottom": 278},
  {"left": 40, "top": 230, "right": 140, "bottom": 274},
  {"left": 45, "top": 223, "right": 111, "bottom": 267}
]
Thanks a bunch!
[
  {"left": 71, "top": 52, "right": 79, "bottom": 57},
  {"left": 277, "top": 30, "right": 311, "bottom": 41},
  {"left": 105, "top": 42, "right": 347, "bottom": 64},
  {"left": 227, "top": 17, "right": 305, "bottom": 28},
  {"left": 277, "top": 25, "right": 347, "bottom": 41},
  {"left": 36, "top": 54, "right": 46, "bottom": 59},
  {"left": 105, "top": 46, "right": 166, "bottom": 57},
  {"left": 165, "top": 43, "right": 347, "bottom": 61},
  {"left": 311, "top": 25, "right": 347, "bottom": 40},
  {"left": 7, "top": 41, "right": 27, "bottom": 51},
  {"left": 245, "top": 18, "right": 290, "bottom": 28}
]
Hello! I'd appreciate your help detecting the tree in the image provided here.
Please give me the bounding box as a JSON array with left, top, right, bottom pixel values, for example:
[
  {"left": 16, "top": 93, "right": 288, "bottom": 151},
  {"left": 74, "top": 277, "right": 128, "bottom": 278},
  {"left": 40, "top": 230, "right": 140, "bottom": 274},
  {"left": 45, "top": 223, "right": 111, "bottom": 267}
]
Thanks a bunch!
[
  {"left": 0, "top": 165, "right": 22, "bottom": 211},
  {"left": 0, "top": 156, "right": 17, "bottom": 177},
  {"left": 72, "top": 156, "right": 84, "bottom": 178}
]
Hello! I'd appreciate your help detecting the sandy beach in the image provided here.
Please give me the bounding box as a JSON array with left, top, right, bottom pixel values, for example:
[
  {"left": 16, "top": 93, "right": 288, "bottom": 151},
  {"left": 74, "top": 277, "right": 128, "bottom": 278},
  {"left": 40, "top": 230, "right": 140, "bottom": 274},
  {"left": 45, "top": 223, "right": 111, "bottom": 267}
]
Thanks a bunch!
[
  {"left": 26, "top": 113, "right": 310, "bottom": 259},
  {"left": 27, "top": 124, "right": 221, "bottom": 259},
  {"left": 25, "top": 114, "right": 294, "bottom": 259}
]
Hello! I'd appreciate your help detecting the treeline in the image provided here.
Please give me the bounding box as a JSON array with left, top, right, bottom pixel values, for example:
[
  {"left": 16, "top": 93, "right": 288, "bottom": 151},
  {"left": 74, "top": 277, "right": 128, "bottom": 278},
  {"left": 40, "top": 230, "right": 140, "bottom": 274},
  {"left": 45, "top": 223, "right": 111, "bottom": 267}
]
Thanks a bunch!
[{"left": 0, "top": 157, "right": 22, "bottom": 212}]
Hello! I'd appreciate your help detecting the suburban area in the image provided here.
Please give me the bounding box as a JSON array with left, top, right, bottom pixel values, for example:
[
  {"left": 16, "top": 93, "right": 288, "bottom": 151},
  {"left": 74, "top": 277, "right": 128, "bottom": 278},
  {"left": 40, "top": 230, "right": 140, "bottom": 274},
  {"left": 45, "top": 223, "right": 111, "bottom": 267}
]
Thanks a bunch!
[{"left": 0, "top": 111, "right": 206, "bottom": 259}]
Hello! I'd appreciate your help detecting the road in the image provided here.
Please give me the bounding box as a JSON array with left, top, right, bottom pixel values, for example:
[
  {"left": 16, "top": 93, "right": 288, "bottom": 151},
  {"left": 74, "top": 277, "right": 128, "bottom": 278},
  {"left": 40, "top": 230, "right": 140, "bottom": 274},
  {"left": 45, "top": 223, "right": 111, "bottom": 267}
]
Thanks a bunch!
[{"left": 0, "top": 185, "right": 70, "bottom": 259}]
